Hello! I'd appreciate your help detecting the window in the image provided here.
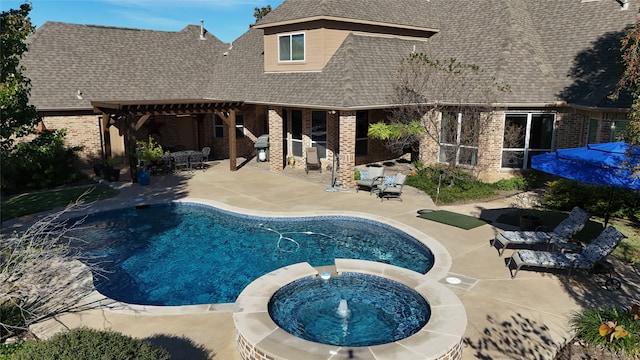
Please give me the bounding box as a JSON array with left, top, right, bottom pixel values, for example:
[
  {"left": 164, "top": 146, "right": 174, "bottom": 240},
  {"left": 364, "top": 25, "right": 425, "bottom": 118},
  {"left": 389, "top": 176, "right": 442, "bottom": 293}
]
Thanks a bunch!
[
  {"left": 214, "top": 114, "right": 224, "bottom": 138},
  {"left": 502, "top": 113, "right": 554, "bottom": 169},
  {"left": 587, "top": 119, "right": 598, "bottom": 144},
  {"left": 291, "top": 110, "right": 303, "bottom": 156},
  {"left": 610, "top": 119, "right": 629, "bottom": 141},
  {"left": 311, "top": 111, "right": 327, "bottom": 158},
  {"left": 235, "top": 114, "right": 245, "bottom": 138},
  {"left": 356, "top": 111, "right": 369, "bottom": 156},
  {"left": 438, "top": 112, "right": 478, "bottom": 166},
  {"left": 279, "top": 33, "right": 305, "bottom": 62}
]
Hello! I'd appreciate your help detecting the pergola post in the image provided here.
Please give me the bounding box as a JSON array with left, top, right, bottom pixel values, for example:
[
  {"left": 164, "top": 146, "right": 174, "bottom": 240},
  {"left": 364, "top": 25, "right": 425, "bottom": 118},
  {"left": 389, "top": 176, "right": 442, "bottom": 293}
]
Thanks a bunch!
[
  {"left": 101, "top": 113, "right": 112, "bottom": 162},
  {"left": 215, "top": 109, "right": 238, "bottom": 171},
  {"left": 125, "top": 112, "right": 138, "bottom": 183}
]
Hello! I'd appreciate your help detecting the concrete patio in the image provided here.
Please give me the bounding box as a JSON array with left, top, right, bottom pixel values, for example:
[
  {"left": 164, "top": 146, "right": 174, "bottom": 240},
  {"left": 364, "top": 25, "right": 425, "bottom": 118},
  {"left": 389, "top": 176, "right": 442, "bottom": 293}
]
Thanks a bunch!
[{"left": 7, "top": 159, "right": 639, "bottom": 359}]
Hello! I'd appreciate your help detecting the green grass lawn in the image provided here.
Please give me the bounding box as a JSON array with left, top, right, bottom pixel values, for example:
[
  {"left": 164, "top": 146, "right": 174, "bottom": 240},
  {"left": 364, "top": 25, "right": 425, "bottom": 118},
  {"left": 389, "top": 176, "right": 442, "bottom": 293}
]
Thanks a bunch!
[
  {"left": 1, "top": 184, "right": 119, "bottom": 222},
  {"left": 496, "top": 209, "right": 640, "bottom": 267}
]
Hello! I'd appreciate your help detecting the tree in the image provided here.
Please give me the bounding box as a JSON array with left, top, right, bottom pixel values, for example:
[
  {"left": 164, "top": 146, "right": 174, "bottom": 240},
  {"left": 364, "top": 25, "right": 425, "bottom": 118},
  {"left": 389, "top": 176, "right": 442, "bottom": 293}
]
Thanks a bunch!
[
  {"left": 368, "top": 52, "right": 509, "bottom": 183},
  {"left": 251, "top": 5, "right": 272, "bottom": 27},
  {"left": 615, "top": 14, "right": 640, "bottom": 146},
  {"left": 0, "top": 3, "right": 40, "bottom": 153},
  {"left": 1, "top": 195, "right": 102, "bottom": 340}
]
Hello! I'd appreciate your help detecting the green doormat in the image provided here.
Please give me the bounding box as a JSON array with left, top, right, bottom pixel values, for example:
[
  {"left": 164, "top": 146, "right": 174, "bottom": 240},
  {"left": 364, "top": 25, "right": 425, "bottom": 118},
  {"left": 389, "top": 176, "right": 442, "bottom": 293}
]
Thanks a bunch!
[{"left": 417, "top": 210, "right": 489, "bottom": 230}]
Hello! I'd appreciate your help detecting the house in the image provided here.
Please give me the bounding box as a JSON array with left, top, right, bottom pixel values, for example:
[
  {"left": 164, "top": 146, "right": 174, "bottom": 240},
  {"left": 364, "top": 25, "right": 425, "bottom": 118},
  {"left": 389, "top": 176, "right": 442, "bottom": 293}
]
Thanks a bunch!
[{"left": 21, "top": 0, "right": 639, "bottom": 185}]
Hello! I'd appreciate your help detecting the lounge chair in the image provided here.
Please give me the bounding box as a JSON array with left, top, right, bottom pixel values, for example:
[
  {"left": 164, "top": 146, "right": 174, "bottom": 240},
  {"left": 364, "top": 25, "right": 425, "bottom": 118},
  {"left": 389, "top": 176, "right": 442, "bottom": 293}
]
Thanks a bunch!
[
  {"left": 378, "top": 173, "right": 407, "bottom": 201},
  {"left": 356, "top": 166, "right": 385, "bottom": 194},
  {"left": 507, "top": 226, "right": 625, "bottom": 278},
  {"left": 305, "top": 147, "right": 321, "bottom": 174},
  {"left": 491, "top": 207, "right": 590, "bottom": 255}
]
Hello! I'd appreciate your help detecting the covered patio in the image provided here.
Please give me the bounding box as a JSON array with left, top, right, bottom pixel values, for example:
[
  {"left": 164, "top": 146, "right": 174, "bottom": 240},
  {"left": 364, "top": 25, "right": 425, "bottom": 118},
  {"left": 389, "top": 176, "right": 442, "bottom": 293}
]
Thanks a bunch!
[{"left": 91, "top": 99, "right": 244, "bottom": 182}]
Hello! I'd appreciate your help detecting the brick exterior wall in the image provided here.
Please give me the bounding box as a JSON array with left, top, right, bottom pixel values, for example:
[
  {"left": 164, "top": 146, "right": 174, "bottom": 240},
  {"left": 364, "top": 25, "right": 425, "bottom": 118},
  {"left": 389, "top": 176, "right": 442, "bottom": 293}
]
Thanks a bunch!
[
  {"left": 35, "top": 104, "right": 628, "bottom": 181},
  {"left": 338, "top": 111, "right": 357, "bottom": 187},
  {"left": 268, "top": 108, "right": 284, "bottom": 172},
  {"left": 41, "top": 114, "right": 104, "bottom": 166}
]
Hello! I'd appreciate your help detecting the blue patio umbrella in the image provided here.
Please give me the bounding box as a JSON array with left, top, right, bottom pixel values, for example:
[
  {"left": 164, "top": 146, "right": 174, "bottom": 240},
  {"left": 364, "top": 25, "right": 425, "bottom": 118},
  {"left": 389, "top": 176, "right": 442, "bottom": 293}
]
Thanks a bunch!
[{"left": 530, "top": 141, "right": 640, "bottom": 225}]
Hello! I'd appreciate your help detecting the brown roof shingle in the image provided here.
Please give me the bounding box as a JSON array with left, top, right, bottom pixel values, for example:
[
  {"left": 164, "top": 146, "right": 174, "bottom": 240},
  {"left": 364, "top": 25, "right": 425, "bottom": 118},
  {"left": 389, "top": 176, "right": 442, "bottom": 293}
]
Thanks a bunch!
[{"left": 22, "top": 0, "right": 639, "bottom": 111}]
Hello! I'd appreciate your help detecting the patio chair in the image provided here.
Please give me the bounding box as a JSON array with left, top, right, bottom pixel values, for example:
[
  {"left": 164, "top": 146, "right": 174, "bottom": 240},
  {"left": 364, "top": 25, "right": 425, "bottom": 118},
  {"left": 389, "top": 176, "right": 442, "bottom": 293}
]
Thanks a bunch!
[
  {"left": 378, "top": 172, "right": 407, "bottom": 202},
  {"left": 491, "top": 207, "right": 590, "bottom": 255},
  {"left": 201, "top": 147, "right": 211, "bottom": 162},
  {"left": 506, "top": 226, "right": 625, "bottom": 278},
  {"left": 189, "top": 152, "right": 205, "bottom": 170},
  {"left": 173, "top": 153, "right": 189, "bottom": 172},
  {"left": 356, "top": 166, "right": 385, "bottom": 194},
  {"left": 305, "top": 147, "right": 321, "bottom": 174}
]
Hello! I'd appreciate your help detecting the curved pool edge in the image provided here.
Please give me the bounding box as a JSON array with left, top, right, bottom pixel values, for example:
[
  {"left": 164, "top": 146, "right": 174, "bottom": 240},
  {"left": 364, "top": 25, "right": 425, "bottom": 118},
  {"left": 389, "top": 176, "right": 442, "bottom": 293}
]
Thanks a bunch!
[
  {"left": 55, "top": 196, "right": 453, "bottom": 316},
  {"left": 233, "top": 260, "right": 467, "bottom": 360}
]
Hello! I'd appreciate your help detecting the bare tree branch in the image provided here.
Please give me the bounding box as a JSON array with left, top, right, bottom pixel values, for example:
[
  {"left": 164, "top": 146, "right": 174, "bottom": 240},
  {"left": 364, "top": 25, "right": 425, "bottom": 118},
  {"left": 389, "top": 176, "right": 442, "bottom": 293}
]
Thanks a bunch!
[{"left": 1, "top": 190, "right": 106, "bottom": 340}]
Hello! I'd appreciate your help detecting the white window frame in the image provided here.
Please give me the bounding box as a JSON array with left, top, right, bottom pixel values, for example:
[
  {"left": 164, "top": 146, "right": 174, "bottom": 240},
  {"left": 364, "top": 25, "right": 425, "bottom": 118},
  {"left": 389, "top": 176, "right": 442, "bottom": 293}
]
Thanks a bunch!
[
  {"left": 278, "top": 33, "right": 305, "bottom": 62},
  {"left": 438, "top": 112, "right": 478, "bottom": 167}
]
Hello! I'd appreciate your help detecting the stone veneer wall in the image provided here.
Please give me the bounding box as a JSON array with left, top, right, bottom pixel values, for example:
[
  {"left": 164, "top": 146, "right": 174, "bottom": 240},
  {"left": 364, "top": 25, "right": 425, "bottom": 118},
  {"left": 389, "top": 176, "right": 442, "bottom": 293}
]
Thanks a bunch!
[{"left": 236, "top": 334, "right": 464, "bottom": 360}]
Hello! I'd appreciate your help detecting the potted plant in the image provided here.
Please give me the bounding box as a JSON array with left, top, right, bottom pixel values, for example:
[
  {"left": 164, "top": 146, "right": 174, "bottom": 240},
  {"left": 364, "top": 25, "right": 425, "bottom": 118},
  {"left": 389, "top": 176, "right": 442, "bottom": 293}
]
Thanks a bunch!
[
  {"left": 135, "top": 137, "right": 167, "bottom": 185},
  {"left": 511, "top": 192, "right": 543, "bottom": 231},
  {"left": 93, "top": 157, "right": 120, "bottom": 182}
]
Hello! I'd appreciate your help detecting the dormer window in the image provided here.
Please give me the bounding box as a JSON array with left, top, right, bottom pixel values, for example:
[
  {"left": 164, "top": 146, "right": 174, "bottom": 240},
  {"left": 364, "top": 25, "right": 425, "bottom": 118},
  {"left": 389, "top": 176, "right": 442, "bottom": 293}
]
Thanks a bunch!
[{"left": 278, "top": 33, "right": 305, "bottom": 62}]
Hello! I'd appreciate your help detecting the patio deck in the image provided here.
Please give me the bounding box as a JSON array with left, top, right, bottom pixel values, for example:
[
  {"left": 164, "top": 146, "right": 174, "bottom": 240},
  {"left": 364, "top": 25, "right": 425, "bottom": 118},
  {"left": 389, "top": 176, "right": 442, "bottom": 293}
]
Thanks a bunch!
[{"left": 7, "top": 159, "right": 639, "bottom": 360}]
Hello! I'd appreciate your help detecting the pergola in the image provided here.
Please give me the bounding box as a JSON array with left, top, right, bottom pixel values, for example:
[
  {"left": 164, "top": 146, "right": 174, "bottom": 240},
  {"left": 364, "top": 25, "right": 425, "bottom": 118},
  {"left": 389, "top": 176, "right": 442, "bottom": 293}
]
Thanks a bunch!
[{"left": 92, "top": 99, "right": 244, "bottom": 182}]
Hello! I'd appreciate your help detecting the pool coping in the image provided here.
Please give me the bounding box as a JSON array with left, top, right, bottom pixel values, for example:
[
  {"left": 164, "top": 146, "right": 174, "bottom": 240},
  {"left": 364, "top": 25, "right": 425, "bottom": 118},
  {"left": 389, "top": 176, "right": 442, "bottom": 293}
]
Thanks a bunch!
[{"left": 233, "top": 260, "right": 467, "bottom": 360}]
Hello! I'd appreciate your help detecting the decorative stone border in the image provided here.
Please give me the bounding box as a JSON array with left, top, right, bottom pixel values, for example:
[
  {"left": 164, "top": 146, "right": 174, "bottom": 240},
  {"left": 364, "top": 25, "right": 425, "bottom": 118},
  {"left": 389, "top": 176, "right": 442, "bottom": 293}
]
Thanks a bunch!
[{"left": 234, "top": 260, "right": 467, "bottom": 360}]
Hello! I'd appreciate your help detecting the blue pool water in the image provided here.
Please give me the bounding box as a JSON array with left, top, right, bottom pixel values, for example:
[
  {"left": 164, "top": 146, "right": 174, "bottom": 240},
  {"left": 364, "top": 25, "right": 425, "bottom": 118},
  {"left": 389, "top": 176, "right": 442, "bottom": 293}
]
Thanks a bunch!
[
  {"left": 269, "top": 272, "right": 430, "bottom": 346},
  {"left": 69, "top": 203, "right": 434, "bottom": 306}
]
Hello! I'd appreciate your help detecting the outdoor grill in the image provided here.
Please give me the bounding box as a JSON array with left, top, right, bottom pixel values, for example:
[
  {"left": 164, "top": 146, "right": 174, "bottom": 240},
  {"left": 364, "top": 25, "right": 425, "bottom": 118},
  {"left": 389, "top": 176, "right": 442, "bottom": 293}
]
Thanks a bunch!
[{"left": 254, "top": 134, "right": 269, "bottom": 162}]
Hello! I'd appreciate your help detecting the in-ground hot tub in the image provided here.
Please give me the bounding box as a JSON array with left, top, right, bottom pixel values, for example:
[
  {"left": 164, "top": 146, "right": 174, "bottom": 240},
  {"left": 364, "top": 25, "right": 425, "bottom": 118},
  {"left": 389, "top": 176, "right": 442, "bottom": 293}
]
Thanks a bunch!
[{"left": 234, "top": 259, "right": 467, "bottom": 360}]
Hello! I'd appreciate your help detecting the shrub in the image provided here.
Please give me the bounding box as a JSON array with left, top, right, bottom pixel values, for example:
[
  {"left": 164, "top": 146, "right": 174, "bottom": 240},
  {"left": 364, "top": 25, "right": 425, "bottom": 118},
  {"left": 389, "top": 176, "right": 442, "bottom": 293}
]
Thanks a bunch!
[
  {"left": 544, "top": 179, "right": 640, "bottom": 222},
  {"left": 0, "top": 302, "right": 26, "bottom": 341},
  {"left": 569, "top": 305, "right": 640, "bottom": 356},
  {"left": 1, "top": 129, "right": 84, "bottom": 194},
  {"left": 12, "top": 327, "right": 170, "bottom": 360},
  {"left": 407, "top": 166, "right": 496, "bottom": 204},
  {"left": 0, "top": 341, "right": 25, "bottom": 360},
  {"left": 492, "top": 176, "right": 527, "bottom": 191}
]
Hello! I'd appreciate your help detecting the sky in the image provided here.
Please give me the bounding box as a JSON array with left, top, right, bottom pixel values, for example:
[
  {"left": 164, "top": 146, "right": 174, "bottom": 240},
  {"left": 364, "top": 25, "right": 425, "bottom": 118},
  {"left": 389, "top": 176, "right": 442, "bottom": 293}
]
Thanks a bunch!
[{"left": 1, "top": 0, "right": 284, "bottom": 43}]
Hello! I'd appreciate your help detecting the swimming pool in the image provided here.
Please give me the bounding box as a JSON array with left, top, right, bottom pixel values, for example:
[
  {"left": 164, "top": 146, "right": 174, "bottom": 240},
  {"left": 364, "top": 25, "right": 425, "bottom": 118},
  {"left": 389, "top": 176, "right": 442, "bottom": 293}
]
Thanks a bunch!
[{"left": 68, "top": 202, "right": 435, "bottom": 306}]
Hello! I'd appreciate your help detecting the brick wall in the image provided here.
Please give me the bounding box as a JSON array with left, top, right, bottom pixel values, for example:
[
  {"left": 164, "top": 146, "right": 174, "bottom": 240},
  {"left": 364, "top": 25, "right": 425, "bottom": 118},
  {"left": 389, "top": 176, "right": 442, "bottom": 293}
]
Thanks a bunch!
[
  {"left": 41, "top": 114, "right": 104, "bottom": 166},
  {"left": 338, "top": 111, "right": 356, "bottom": 187},
  {"left": 268, "top": 108, "right": 284, "bottom": 172}
]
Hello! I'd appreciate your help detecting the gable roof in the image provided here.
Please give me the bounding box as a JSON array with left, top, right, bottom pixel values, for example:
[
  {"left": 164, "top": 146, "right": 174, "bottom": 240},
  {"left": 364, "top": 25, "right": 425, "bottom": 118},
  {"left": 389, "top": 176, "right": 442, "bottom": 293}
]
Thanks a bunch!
[
  {"left": 255, "top": 0, "right": 440, "bottom": 33},
  {"left": 22, "top": 22, "right": 227, "bottom": 111},
  {"left": 22, "top": 0, "right": 639, "bottom": 112},
  {"left": 209, "top": 0, "right": 638, "bottom": 109}
]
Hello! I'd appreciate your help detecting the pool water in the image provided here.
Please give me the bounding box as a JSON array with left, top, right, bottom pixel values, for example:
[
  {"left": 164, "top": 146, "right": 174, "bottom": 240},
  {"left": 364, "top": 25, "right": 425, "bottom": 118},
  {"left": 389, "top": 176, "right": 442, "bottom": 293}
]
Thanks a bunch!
[
  {"left": 69, "top": 203, "right": 434, "bottom": 306},
  {"left": 268, "top": 272, "right": 431, "bottom": 347}
]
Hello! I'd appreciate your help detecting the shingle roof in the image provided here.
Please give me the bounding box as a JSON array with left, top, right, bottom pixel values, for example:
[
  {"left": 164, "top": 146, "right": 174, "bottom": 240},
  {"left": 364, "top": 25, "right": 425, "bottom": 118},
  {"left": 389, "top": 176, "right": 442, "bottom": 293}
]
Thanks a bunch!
[
  {"left": 22, "top": 22, "right": 227, "bottom": 110},
  {"left": 22, "top": 0, "right": 639, "bottom": 111},
  {"left": 256, "top": 0, "right": 440, "bottom": 31}
]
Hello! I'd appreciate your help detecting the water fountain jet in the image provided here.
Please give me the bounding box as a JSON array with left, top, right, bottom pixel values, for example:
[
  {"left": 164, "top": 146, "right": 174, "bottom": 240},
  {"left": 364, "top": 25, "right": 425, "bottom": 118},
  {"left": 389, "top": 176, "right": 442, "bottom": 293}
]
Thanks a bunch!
[{"left": 337, "top": 299, "right": 350, "bottom": 318}]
